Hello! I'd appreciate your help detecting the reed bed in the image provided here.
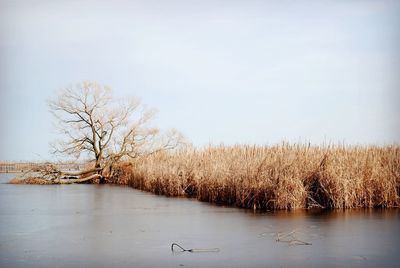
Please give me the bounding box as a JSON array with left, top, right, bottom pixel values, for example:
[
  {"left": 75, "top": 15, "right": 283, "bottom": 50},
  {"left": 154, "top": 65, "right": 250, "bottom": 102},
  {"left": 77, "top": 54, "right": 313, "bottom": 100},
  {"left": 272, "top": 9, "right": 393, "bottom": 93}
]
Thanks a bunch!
[
  {"left": 9, "top": 177, "right": 55, "bottom": 185},
  {"left": 110, "top": 144, "right": 400, "bottom": 210}
]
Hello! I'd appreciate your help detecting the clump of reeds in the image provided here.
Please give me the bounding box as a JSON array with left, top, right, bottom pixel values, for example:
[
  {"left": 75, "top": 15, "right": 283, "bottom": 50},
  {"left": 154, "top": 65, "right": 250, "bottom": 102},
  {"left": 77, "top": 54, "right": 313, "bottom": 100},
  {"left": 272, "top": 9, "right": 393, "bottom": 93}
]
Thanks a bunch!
[
  {"left": 9, "top": 177, "right": 55, "bottom": 185},
  {"left": 111, "top": 144, "right": 400, "bottom": 210}
]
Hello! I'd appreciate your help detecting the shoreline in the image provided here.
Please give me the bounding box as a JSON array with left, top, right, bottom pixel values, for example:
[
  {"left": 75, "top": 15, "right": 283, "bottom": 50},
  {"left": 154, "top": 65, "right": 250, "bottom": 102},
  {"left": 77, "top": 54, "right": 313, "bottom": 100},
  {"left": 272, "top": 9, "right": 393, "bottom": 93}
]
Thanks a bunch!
[{"left": 12, "top": 144, "right": 399, "bottom": 211}]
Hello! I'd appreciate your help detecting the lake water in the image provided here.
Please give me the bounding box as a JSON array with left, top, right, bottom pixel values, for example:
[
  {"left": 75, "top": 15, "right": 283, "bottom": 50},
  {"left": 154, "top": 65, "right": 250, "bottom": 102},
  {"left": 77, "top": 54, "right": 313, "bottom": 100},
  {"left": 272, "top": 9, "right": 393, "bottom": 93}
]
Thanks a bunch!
[{"left": 0, "top": 173, "right": 399, "bottom": 268}]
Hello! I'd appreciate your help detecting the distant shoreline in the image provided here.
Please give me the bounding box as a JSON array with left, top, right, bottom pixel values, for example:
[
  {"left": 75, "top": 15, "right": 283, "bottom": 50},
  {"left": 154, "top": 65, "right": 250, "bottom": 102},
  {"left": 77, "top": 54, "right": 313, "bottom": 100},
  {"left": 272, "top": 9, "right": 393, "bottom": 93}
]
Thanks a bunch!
[{"left": 0, "top": 162, "right": 87, "bottom": 173}]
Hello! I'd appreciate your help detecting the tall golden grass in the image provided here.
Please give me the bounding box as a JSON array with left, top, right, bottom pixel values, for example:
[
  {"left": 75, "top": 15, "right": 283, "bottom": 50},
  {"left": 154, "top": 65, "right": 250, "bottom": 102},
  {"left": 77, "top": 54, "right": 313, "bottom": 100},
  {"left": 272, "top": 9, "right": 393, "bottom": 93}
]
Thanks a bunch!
[{"left": 112, "top": 144, "right": 400, "bottom": 210}]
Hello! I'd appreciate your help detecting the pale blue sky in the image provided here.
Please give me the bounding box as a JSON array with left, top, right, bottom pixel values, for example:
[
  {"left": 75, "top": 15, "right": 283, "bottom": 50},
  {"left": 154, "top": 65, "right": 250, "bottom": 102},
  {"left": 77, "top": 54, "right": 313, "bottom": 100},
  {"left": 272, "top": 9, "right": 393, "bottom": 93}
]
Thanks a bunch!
[{"left": 0, "top": 0, "right": 399, "bottom": 161}]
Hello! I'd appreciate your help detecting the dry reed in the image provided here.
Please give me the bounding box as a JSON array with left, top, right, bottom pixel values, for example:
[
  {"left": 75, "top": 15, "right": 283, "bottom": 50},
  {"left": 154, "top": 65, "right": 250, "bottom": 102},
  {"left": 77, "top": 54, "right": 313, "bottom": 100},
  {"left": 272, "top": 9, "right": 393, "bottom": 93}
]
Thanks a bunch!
[
  {"left": 112, "top": 144, "right": 400, "bottom": 210},
  {"left": 9, "top": 177, "right": 55, "bottom": 185}
]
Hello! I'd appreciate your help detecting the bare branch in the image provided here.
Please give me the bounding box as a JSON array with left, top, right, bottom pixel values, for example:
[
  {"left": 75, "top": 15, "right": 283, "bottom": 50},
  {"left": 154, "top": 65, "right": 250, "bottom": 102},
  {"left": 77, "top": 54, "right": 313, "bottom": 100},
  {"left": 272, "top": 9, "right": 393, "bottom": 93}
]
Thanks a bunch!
[{"left": 46, "top": 81, "right": 186, "bottom": 182}]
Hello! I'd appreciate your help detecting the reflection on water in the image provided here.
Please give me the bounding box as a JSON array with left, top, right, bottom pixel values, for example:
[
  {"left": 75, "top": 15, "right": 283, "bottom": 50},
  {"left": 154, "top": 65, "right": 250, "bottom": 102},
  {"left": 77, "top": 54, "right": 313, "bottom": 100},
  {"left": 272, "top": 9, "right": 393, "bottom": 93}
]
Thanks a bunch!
[{"left": 0, "top": 174, "right": 399, "bottom": 268}]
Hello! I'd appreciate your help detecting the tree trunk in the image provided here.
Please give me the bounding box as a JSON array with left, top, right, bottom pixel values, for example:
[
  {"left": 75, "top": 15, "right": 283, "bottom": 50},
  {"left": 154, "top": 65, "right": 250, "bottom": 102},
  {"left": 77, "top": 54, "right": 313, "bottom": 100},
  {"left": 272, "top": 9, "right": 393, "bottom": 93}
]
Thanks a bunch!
[
  {"left": 62, "top": 168, "right": 102, "bottom": 177},
  {"left": 57, "top": 174, "right": 102, "bottom": 184},
  {"left": 95, "top": 162, "right": 106, "bottom": 184}
]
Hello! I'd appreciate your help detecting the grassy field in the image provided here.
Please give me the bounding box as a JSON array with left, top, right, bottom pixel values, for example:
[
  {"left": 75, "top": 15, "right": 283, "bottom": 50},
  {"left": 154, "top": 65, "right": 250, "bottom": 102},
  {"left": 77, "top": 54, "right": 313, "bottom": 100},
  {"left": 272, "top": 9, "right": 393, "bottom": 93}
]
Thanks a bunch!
[{"left": 111, "top": 144, "right": 400, "bottom": 210}]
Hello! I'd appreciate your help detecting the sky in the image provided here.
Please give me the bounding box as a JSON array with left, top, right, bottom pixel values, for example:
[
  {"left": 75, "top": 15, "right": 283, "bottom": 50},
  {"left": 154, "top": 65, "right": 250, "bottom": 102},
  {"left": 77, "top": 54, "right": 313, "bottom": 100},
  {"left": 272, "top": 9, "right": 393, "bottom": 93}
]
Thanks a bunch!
[{"left": 0, "top": 0, "right": 399, "bottom": 161}]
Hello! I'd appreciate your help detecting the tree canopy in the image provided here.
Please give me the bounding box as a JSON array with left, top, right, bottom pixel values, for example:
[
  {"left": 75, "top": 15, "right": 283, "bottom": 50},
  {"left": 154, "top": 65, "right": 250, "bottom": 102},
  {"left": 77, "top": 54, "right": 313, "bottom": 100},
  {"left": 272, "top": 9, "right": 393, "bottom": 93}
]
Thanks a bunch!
[{"left": 44, "top": 81, "right": 184, "bottom": 183}]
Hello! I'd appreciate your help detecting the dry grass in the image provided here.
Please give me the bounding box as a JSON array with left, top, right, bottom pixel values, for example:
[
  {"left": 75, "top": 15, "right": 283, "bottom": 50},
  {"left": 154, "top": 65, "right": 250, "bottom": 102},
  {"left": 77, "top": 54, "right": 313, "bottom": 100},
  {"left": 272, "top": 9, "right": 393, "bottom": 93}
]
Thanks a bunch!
[
  {"left": 112, "top": 144, "right": 400, "bottom": 210},
  {"left": 9, "top": 176, "right": 55, "bottom": 185}
]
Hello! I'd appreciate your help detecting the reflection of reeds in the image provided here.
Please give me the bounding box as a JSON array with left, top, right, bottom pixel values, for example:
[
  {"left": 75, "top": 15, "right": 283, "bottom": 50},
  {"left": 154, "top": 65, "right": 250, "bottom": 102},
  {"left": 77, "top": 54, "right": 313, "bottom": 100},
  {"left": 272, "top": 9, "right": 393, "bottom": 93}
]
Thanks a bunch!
[{"left": 112, "top": 144, "right": 400, "bottom": 210}]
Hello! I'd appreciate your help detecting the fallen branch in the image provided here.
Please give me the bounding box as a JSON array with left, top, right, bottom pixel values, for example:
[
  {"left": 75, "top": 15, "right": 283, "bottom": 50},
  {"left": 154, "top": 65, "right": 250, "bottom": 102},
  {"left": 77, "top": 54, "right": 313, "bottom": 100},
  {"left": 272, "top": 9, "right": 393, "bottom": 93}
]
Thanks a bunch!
[
  {"left": 171, "top": 243, "right": 220, "bottom": 253},
  {"left": 275, "top": 230, "right": 312, "bottom": 246}
]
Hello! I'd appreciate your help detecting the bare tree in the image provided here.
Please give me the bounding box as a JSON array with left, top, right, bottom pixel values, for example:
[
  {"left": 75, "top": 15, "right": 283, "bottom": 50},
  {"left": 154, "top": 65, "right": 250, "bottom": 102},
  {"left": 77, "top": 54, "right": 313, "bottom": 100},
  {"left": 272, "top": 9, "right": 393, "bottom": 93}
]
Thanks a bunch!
[{"left": 44, "top": 81, "right": 183, "bottom": 183}]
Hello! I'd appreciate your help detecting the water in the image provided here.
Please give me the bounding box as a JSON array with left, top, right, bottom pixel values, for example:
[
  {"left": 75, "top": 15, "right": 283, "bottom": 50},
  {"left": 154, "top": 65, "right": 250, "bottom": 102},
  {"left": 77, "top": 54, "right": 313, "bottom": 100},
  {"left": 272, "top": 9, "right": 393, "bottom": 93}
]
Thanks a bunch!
[{"left": 0, "top": 173, "right": 399, "bottom": 268}]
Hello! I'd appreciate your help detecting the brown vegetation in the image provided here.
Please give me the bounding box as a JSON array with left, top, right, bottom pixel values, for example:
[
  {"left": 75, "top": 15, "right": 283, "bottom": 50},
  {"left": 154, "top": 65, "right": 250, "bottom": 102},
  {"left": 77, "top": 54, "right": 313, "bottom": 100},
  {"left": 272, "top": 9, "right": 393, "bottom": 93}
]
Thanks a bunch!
[
  {"left": 9, "top": 163, "right": 102, "bottom": 184},
  {"left": 10, "top": 177, "right": 54, "bottom": 185},
  {"left": 111, "top": 144, "right": 400, "bottom": 210}
]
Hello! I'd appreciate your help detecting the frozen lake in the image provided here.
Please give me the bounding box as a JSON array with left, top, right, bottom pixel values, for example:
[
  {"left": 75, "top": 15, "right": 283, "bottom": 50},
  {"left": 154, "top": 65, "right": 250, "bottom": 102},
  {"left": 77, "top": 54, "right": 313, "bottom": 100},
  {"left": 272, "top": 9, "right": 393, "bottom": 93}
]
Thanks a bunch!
[{"left": 0, "top": 173, "right": 399, "bottom": 267}]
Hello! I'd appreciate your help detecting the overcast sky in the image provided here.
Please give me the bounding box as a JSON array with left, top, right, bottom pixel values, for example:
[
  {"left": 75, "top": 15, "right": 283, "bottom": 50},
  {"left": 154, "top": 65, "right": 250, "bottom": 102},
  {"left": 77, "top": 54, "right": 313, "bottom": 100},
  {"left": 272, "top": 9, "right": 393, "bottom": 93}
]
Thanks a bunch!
[{"left": 0, "top": 0, "right": 399, "bottom": 161}]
